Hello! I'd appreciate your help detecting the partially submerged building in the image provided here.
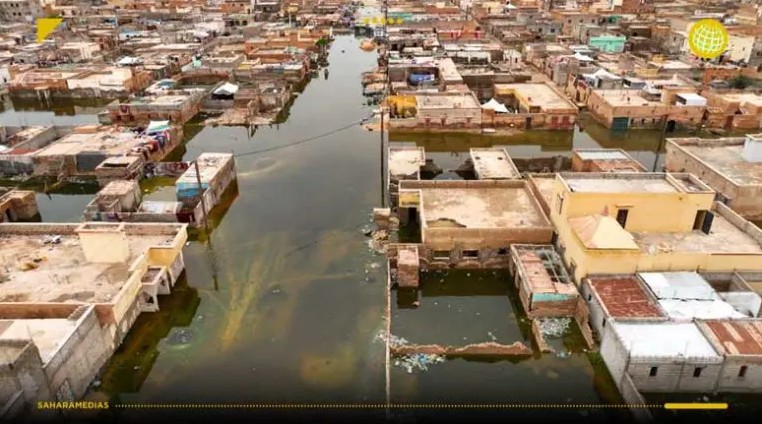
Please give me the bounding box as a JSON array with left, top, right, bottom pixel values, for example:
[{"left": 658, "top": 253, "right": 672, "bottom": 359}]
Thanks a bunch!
[
  {"left": 571, "top": 149, "right": 647, "bottom": 173},
  {"left": 510, "top": 244, "right": 577, "bottom": 317},
  {"left": 469, "top": 148, "right": 521, "bottom": 180},
  {"left": 0, "top": 222, "right": 188, "bottom": 415},
  {"left": 83, "top": 154, "right": 236, "bottom": 227},
  {"left": 175, "top": 153, "right": 237, "bottom": 226},
  {"left": 587, "top": 88, "right": 705, "bottom": 130},
  {"left": 395, "top": 179, "right": 553, "bottom": 268},
  {"left": 99, "top": 90, "right": 205, "bottom": 125},
  {"left": 665, "top": 134, "right": 762, "bottom": 221},
  {"left": 31, "top": 124, "right": 182, "bottom": 179},
  {"left": 492, "top": 83, "right": 578, "bottom": 130}
]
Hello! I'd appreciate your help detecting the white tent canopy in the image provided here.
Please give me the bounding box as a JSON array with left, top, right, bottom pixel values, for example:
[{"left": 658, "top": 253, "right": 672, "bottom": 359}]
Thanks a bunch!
[
  {"left": 213, "top": 82, "right": 239, "bottom": 96},
  {"left": 481, "top": 98, "right": 509, "bottom": 113},
  {"left": 572, "top": 52, "right": 595, "bottom": 62}
]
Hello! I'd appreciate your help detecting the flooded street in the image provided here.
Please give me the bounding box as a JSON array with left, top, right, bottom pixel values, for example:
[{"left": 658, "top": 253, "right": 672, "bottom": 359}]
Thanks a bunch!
[{"left": 0, "top": 35, "right": 718, "bottom": 421}]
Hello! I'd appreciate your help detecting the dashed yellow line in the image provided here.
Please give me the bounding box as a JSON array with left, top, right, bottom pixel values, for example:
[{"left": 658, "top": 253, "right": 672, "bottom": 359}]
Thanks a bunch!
[{"left": 113, "top": 403, "right": 664, "bottom": 409}]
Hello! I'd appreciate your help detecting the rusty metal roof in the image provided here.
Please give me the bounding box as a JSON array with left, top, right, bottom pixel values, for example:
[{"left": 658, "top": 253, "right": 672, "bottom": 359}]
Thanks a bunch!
[
  {"left": 589, "top": 276, "right": 664, "bottom": 318},
  {"left": 703, "top": 320, "right": 762, "bottom": 355}
]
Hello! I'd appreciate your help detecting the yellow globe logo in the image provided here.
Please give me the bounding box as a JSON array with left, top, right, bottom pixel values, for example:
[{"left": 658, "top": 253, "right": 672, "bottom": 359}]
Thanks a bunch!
[{"left": 687, "top": 19, "right": 728, "bottom": 60}]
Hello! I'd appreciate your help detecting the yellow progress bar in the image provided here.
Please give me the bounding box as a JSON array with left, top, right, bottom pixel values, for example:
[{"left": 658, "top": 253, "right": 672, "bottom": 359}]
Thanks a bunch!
[{"left": 664, "top": 403, "right": 728, "bottom": 410}]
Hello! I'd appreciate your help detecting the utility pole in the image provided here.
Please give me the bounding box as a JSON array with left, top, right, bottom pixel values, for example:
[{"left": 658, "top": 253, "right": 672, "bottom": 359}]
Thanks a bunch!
[
  {"left": 652, "top": 113, "right": 670, "bottom": 172},
  {"left": 380, "top": 0, "right": 389, "bottom": 208}
]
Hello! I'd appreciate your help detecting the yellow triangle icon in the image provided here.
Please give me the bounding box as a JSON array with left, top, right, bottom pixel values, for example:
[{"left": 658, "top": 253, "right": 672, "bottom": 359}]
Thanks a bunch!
[{"left": 37, "top": 18, "right": 63, "bottom": 43}]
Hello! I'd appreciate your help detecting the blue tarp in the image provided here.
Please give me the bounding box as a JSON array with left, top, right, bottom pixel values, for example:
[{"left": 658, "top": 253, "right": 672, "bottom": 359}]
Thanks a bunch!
[{"left": 409, "top": 73, "right": 435, "bottom": 85}]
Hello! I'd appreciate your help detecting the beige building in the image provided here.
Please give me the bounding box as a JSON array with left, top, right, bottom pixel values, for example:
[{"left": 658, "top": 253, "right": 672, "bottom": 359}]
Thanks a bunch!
[
  {"left": 587, "top": 88, "right": 705, "bottom": 130},
  {"left": 492, "top": 83, "right": 578, "bottom": 130},
  {"left": 665, "top": 134, "right": 762, "bottom": 221},
  {"left": 531, "top": 172, "right": 762, "bottom": 283},
  {"left": 0, "top": 222, "right": 188, "bottom": 416},
  {"left": 396, "top": 179, "right": 553, "bottom": 269}
]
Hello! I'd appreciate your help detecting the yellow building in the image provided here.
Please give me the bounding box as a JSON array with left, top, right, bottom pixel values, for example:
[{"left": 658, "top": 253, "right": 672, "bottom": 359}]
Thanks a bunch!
[{"left": 535, "top": 172, "right": 762, "bottom": 283}]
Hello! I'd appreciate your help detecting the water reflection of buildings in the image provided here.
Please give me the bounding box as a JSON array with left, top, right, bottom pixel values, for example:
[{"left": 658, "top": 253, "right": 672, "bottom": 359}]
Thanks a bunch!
[{"left": 98, "top": 275, "right": 201, "bottom": 395}]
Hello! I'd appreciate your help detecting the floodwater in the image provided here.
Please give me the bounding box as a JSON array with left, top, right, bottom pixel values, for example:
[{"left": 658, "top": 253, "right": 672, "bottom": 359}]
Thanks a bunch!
[{"left": 0, "top": 35, "right": 757, "bottom": 422}]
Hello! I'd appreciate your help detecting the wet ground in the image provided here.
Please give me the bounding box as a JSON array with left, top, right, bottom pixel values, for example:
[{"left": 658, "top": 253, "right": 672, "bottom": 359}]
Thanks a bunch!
[{"left": 1, "top": 35, "right": 761, "bottom": 422}]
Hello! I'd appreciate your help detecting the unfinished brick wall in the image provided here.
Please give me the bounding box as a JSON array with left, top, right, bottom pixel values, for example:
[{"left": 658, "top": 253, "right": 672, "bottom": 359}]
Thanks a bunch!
[{"left": 0, "top": 304, "right": 82, "bottom": 319}]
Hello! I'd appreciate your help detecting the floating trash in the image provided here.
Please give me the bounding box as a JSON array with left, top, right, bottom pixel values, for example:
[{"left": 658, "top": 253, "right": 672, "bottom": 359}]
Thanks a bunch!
[
  {"left": 393, "top": 353, "right": 445, "bottom": 373},
  {"left": 166, "top": 328, "right": 195, "bottom": 345},
  {"left": 375, "top": 331, "right": 409, "bottom": 348},
  {"left": 539, "top": 317, "right": 572, "bottom": 338}
]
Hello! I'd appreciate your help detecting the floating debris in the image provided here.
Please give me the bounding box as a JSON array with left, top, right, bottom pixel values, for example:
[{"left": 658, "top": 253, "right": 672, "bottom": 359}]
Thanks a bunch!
[
  {"left": 375, "top": 331, "right": 409, "bottom": 349},
  {"left": 166, "top": 328, "right": 195, "bottom": 345},
  {"left": 393, "top": 353, "right": 445, "bottom": 373},
  {"left": 487, "top": 331, "right": 497, "bottom": 341},
  {"left": 539, "top": 317, "right": 572, "bottom": 338}
]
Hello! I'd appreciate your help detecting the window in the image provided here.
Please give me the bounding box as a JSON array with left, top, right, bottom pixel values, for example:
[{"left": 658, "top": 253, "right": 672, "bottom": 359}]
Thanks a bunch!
[
  {"left": 433, "top": 250, "right": 449, "bottom": 260},
  {"left": 693, "top": 367, "right": 702, "bottom": 378},
  {"left": 649, "top": 367, "right": 658, "bottom": 377},
  {"left": 739, "top": 366, "right": 748, "bottom": 378},
  {"left": 462, "top": 250, "right": 479, "bottom": 259},
  {"left": 602, "top": 319, "right": 606, "bottom": 328},
  {"left": 587, "top": 293, "right": 592, "bottom": 301},
  {"left": 497, "top": 248, "right": 509, "bottom": 255}
]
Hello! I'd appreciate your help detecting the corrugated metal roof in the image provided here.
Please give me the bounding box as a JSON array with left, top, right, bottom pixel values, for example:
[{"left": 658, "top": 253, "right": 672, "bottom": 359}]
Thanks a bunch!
[
  {"left": 639, "top": 272, "right": 718, "bottom": 301},
  {"left": 614, "top": 322, "right": 721, "bottom": 359},
  {"left": 704, "top": 320, "right": 762, "bottom": 355}
]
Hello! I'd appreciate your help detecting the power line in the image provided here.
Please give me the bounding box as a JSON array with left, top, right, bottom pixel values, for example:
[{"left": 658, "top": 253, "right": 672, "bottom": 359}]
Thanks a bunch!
[{"left": 232, "top": 116, "right": 371, "bottom": 158}]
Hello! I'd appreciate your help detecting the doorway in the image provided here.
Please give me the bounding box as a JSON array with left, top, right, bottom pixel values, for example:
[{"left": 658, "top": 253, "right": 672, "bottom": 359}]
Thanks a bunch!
[{"left": 616, "top": 209, "right": 629, "bottom": 228}]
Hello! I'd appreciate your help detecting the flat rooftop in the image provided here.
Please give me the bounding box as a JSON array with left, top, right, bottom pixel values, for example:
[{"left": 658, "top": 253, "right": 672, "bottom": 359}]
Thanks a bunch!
[
  {"left": 596, "top": 90, "right": 661, "bottom": 107},
  {"left": 528, "top": 174, "right": 557, "bottom": 207},
  {"left": 0, "top": 233, "right": 175, "bottom": 304},
  {"left": 177, "top": 153, "right": 234, "bottom": 185},
  {"left": 34, "top": 127, "right": 152, "bottom": 158},
  {"left": 0, "top": 319, "right": 76, "bottom": 363},
  {"left": 702, "top": 320, "right": 762, "bottom": 355},
  {"left": 668, "top": 138, "right": 762, "bottom": 185},
  {"left": 128, "top": 94, "right": 192, "bottom": 106},
  {"left": 401, "top": 181, "right": 549, "bottom": 229},
  {"left": 470, "top": 148, "right": 520, "bottom": 180},
  {"left": 389, "top": 146, "right": 426, "bottom": 178},
  {"left": 632, "top": 214, "right": 762, "bottom": 254},
  {"left": 560, "top": 173, "right": 712, "bottom": 194},
  {"left": 415, "top": 93, "right": 480, "bottom": 109},
  {"left": 494, "top": 83, "right": 577, "bottom": 110},
  {"left": 588, "top": 276, "right": 664, "bottom": 318},
  {"left": 716, "top": 92, "right": 762, "bottom": 106},
  {"left": 613, "top": 322, "right": 720, "bottom": 359}
]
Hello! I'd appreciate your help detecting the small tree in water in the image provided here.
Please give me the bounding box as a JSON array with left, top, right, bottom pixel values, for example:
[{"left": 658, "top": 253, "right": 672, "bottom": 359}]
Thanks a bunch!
[
  {"left": 730, "top": 75, "right": 753, "bottom": 89},
  {"left": 316, "top": 37, "right": 329, "bottom": 56}
]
